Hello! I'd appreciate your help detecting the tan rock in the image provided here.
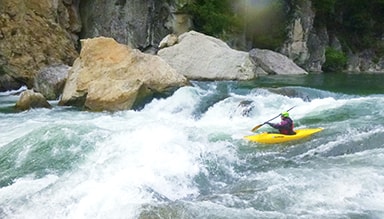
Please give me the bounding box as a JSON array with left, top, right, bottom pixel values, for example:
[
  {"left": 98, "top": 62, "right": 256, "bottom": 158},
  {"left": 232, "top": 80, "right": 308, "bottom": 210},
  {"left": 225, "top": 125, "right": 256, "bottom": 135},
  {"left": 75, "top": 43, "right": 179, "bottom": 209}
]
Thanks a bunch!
[
  {"left": 159, "top": 34, "right": 178, "bottom": 49},
  {"left": 15, "top": 89, "right": 52, "bottom": 111},
  {"left": 59, "top": 37, "right": 189, "bottom": 111},
  {"left": 0, "top": 0, "right": 79, "bottom": 89},
  {"left": 84, "top": 79, "right": 151, "bottom": 112}
]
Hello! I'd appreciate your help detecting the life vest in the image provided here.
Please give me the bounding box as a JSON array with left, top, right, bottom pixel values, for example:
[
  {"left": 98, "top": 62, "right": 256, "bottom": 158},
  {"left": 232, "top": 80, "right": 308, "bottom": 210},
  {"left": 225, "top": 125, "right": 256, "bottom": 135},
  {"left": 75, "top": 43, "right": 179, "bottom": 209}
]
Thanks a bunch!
[{"left": 279, "top": 117, "right": 295, "bottom": 135}]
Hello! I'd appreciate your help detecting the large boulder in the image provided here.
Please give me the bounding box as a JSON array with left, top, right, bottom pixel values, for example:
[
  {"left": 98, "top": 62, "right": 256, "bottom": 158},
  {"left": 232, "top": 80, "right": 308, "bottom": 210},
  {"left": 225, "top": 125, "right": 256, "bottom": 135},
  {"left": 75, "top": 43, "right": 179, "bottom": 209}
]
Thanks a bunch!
[
  {"left": 59, "top": 37, "right": 189, "bottom": 112},
  {"left": 0, "top": 0, "right": 80, "bottom": 91},
  {"left": 158, "top": 31, "right": 256, "bottom": 80},
  {"left": 249, "top": 49, "right": 308, "bottom": 75},
  {"left": 15, "top": 90, "right": 52, "bottom": 111}
]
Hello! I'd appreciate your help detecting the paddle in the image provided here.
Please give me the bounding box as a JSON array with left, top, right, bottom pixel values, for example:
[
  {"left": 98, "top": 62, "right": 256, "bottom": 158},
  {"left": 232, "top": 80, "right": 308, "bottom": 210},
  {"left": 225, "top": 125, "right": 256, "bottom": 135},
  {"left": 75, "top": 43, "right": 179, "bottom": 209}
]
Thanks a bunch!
[{"left": 251, "top": 106, "right": 296, "bottom": 132}]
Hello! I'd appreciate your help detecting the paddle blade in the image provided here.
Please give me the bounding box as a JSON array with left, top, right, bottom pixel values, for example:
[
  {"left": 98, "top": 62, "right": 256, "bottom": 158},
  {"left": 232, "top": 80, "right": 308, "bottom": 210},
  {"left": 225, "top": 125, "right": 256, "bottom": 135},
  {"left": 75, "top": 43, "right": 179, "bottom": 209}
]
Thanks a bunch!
[{"left": 251, "top": 124, "right": 263, "bottom": 132}]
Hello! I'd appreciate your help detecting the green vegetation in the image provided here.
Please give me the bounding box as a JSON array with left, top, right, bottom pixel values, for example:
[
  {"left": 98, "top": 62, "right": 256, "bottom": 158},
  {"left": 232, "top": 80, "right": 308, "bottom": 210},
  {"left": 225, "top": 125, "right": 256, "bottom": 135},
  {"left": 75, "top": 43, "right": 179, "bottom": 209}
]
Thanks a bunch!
[
  {"left": 184, "top": 0, "right": 384, "bottom": 61},
  {"left": 184, "top": 0, "right": 242, "bottom": 38},
  {"left": 0, "top": 66, "right": 5, "bottom": 75},
  {"left": 323, "top": 47, "right": 347, "bottom": 72},
  {"left": 184, "top": 0, "right": 287, "bottom": 50},
  {"left": 313, "top": 0, "right": 384, "bottom": 51},
  {"left": 311, "top": 0, "right": 384, "bottom": 71}
]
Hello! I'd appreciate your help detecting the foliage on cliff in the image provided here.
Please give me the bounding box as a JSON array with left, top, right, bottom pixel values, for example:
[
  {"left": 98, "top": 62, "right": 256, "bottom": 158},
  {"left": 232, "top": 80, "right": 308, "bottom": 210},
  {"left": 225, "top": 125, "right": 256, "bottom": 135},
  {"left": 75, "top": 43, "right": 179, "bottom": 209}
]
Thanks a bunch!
[
  {"left": 323, "top": 47, "right": 347, "bottom": 72},
  {"left": 184, "top": 0, "right": 242, "bottom": 37},
  {"left": 313, "top": 0, "right": 384, "bottom": 51},
  {"left": 184, "top": 0, "right": 287, "bottom": 50}
]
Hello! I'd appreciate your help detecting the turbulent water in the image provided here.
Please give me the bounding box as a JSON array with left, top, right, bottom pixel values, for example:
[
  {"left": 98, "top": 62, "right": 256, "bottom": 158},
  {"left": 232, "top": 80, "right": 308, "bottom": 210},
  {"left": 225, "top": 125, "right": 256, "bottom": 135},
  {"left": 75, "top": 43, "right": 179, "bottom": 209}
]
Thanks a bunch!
[{"left": 0, "top": 74, "right": 383, "bottom": 219}]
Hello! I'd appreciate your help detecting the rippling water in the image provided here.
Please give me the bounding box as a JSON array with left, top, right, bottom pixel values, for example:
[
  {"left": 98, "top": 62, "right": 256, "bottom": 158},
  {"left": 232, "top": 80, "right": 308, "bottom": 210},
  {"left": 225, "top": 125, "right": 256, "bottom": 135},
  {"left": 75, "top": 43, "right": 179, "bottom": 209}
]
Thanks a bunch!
[{"left": 0, "top": 74, "right": 383, "bottom": 218}]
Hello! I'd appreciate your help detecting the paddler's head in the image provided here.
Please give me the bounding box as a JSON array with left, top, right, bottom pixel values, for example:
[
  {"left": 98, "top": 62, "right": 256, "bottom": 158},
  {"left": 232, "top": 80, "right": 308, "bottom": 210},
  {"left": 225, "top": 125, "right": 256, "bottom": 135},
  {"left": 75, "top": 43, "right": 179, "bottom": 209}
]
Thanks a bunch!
[{"left": 281, "top": 112, "right": 289, "bottom": 118}]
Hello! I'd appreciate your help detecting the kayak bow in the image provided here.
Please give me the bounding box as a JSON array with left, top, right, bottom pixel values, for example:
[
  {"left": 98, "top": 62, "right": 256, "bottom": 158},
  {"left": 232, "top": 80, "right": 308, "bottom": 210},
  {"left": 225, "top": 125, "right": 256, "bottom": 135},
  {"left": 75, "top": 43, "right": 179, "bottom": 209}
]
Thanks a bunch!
[{"left": 244, "top": 128, "right": 324, "bottom": 144}]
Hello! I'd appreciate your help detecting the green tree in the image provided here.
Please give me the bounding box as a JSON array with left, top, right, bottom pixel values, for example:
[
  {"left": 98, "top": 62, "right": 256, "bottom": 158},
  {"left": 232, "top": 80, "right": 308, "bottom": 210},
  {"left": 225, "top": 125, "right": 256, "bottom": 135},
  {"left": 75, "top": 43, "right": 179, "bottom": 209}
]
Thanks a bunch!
[
  {"left": 312, "top": 0, "right": 337, "bottom": 27},
  {"left": 185, "top": 0, "right": 242, "bottom": 37},
  {"left": 313, "top": 0, "right": 384, "bottom": 50}
]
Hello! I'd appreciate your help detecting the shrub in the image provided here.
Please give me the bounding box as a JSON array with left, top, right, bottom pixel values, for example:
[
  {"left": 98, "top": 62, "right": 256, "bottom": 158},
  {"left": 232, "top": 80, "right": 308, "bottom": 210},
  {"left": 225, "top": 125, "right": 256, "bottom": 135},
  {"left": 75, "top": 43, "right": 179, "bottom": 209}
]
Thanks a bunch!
[
  {"left": 323, "top": 47, "right": 347, "bottom": 72},
  {"left": 184, "top": 0, "right": 242, "bottom": 38}
]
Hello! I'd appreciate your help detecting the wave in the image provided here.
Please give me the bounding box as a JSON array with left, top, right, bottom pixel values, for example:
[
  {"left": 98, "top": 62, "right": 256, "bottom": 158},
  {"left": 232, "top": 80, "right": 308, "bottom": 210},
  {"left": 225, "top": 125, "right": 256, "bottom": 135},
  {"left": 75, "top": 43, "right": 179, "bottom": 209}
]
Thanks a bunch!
[
  {"left": 0, "top": 86, "right": 27, "bottom": 96},
  {"left": 1, "top": 79, "right": 384, "bottom": 218}
]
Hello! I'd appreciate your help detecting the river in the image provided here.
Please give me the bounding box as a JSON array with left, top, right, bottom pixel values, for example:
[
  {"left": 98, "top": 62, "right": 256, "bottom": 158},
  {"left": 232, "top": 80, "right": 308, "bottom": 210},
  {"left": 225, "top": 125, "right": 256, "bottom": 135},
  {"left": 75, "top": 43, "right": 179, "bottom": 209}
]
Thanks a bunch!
[{"left": 0, "top": 73, "right": 383, "bottom": 218}]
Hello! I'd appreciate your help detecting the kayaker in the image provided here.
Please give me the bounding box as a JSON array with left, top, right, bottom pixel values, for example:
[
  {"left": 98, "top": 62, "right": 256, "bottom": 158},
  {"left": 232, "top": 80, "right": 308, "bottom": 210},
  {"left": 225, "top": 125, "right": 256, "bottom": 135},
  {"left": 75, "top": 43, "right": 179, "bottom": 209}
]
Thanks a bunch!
[{"left": 265, "top": 112, "right": 296, "bottom": 135}]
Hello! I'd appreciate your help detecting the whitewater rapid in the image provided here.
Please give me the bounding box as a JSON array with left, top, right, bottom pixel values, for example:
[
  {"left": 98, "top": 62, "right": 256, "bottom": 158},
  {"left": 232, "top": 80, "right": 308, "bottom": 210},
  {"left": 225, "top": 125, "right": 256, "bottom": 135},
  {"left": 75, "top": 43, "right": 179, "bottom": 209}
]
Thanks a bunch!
[{"left": 1, "top": 78, "right": 383, "bottom": 218}]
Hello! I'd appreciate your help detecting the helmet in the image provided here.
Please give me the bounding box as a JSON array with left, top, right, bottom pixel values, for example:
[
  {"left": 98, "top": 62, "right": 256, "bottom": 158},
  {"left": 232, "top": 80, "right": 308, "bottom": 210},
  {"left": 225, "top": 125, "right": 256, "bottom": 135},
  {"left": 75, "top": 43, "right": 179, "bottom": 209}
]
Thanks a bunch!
[{"left": 281, "top": 112, "right": 289, "bottom": 117}]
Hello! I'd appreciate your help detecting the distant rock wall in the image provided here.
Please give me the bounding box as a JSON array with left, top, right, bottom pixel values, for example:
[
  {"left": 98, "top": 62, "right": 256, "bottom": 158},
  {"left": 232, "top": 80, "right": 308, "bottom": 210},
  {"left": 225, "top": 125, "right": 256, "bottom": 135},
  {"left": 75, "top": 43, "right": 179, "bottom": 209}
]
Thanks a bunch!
[
  {"left": 280, "top": 0, "right": 326, "bottom": 72},
  {"left": 282, "top": 0, "right": 384, "bottom": 73},
  {"left": 78, "top": 0, "right": 183, "bottom": 52}
]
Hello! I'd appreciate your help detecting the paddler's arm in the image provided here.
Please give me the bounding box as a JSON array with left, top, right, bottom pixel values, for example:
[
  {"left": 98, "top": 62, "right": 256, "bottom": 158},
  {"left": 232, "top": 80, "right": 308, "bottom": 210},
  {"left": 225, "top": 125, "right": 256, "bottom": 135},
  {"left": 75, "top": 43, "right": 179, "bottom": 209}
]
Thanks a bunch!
[
  {"left": 265, "top": 122, "right": 278, "bottom": 129},
  {"left": 266, "top": 121, "right": 287, "bottom": 129}
]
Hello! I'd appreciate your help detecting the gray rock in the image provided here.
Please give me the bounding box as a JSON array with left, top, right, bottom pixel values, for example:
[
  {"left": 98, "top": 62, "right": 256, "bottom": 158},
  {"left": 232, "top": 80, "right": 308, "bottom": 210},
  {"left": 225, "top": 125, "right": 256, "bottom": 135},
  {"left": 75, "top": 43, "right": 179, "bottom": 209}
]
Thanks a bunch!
[
  {"left": 249, "top": 48, "right": 308, "bottom": 75},
  {"left": 158, "top": 31, "right": 256, "bottom": 80},
  {"left": 280, "top": 0, "right": 324, "bottom": 72},
  {"left": 79, "top": 0, "right": 175, "bottom": 50},
  {"left": 34, "top": 64, "right": 70, "bottom": 100}
]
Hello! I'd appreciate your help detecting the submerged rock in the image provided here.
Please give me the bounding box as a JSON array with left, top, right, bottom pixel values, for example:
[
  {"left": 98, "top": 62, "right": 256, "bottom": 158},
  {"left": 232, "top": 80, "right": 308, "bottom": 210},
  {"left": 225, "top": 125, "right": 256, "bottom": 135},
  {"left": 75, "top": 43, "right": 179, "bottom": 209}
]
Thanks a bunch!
[
  {"left": 15, "top": 90, "right": 51, "bottom": 111},
  {"left": 234, "top": 100, "right": 254, "bottom": 117},
  {"left": 59, "top": 37, "right": 189, "bottom": 112}
]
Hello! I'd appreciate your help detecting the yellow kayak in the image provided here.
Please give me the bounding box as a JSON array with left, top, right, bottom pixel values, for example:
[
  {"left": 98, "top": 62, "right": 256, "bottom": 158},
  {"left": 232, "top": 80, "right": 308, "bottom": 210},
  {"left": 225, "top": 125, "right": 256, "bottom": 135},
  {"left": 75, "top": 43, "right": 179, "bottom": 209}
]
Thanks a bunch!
[{"left": 244, "top": 128, "right": 324, "bottom": 144}]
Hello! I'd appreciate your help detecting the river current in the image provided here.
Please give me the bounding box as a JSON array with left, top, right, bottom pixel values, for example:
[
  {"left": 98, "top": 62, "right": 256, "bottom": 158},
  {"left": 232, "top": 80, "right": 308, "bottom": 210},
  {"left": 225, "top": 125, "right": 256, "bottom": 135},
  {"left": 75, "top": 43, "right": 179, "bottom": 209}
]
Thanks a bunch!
[{"left": 0, "top": 74, "right": 383, "bottom": 218}]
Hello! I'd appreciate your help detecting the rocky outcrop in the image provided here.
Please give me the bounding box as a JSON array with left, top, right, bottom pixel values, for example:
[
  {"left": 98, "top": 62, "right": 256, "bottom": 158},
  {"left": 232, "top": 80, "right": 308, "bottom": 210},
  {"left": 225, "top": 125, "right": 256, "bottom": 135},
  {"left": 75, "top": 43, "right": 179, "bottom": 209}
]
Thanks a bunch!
[
  {"left": 249, "top": 49, "right": 308, "bottom": 75},
  {"left": 79, "top": 0, "right": 181, "bottom": 51},
  {"left": 346, "top": 49, "right": 384, "bottom": 73},
  {"left": 0, "top": 0, "right": 80, "bottom": 91},
  {"left": 158, "top": 31, "right": 256, "bottom": 80},
  {"left": 34, "top": 64, "right": 70, "bottom": 100},
  {"left": 59, "top": 37, "right": 189, "bottom": 112},
  {"left": 281, "top": 0, "right": 384, "bottom": 73},
  {"left": 280, "top": 0, "right": 326, "bottom": 72},
  {"left": 15, "top": 89, "right": 51, "bottom": 111}
]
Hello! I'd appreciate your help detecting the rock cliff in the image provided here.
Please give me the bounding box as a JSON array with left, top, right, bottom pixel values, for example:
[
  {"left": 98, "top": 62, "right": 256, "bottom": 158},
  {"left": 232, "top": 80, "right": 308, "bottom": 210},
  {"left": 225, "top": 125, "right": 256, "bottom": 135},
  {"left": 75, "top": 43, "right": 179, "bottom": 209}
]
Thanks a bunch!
[
  {"left": 79, "top": 0, "right": 187, "bottom": 51},
  {"left": 0, "top": 0, "right": 80, "bottom": 91},
  {"left": 281, "top": 0, "right": 384, "bottom": 73},
  {"left": 1, "top": 0, "right": 383, "bottom": 94}
]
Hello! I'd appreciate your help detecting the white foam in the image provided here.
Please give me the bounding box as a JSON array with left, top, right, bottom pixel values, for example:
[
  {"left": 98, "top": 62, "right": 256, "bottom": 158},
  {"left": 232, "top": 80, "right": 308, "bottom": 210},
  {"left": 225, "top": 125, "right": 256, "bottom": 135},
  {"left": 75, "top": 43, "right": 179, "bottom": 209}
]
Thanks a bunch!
[{"left": 1, "top": 83, "right": 384, "bottom": 218}]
